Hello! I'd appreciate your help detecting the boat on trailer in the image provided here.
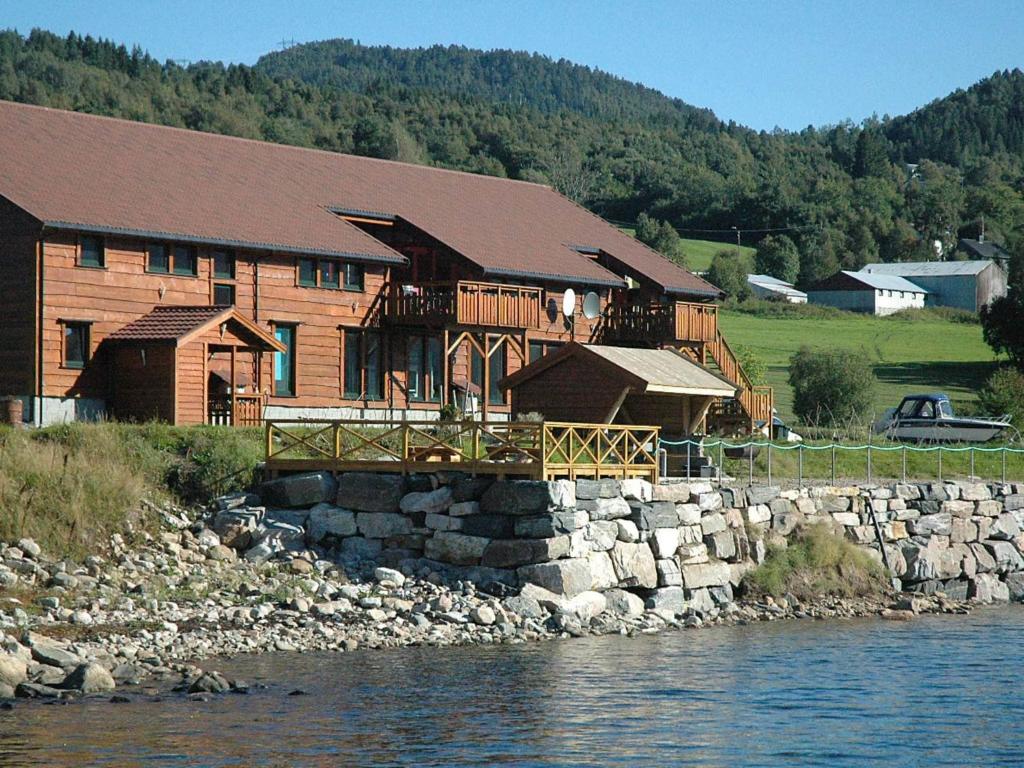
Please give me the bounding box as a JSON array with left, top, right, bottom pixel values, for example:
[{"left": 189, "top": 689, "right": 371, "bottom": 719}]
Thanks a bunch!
[{"left": 873, "top": 393, "right": 1011, "bottom": 443}]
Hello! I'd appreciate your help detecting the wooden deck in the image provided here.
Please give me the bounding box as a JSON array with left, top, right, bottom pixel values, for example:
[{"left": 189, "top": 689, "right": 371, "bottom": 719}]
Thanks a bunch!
[
  {"left": 264, "top": 419, "right": 660, "bottom": 481},
  {"left": 386, "top": 280, "right": 543, "bottom": 329}
]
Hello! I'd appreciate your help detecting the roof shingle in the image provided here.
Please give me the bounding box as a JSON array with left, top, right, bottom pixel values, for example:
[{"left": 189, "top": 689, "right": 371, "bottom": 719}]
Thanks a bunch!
[{"left": 0, "top": 100, "right": 717, "bottom": 297}]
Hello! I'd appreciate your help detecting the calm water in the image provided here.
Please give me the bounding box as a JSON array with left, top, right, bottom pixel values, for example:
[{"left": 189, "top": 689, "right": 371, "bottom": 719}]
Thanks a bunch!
[{"left": 2, "top": 607, "right": 1024, "bottom": 767}]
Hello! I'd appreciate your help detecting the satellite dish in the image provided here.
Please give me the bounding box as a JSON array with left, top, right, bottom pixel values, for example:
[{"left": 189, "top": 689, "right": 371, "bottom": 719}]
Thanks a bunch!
[
  {"left": 561, "top": 288, "right": 577, "bottom": 318},
  {"left": 932, "top": 239, "right": 944, "bottom": 257},
  {"left": 582, "top": 291, "right": 600, "bottom": 320}
]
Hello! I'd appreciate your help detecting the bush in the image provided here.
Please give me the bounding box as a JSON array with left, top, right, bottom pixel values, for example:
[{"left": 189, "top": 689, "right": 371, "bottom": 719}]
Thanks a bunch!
[
  {"left": 744, "top": 524, "right": 889, "bottom": 600},
  {"left": 788, "top": 346, "right": 875, "bottom": 427},
  {"left": 754, "top": 234, "right": 799, "bottom": 284},
  {"left": 978, "top": 367, "right": 1024, "bottom": 426},
  {"left": 0, "top": 423, "right": 264, "bottom": 559},
  {"left": 888, "top": 306, "right": 978, "bottom": 324},
  {"left": 707, "top": 248, "right": 753, "bottom": 301}
]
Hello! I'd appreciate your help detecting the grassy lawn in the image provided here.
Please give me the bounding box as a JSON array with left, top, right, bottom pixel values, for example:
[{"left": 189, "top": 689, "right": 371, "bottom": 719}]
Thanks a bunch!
[
  {"left": 679, "top": 237, "right": 755, "bottom": 272},
  {"left": 718, "top": 308, "right": 1003, "bottom": 425}
]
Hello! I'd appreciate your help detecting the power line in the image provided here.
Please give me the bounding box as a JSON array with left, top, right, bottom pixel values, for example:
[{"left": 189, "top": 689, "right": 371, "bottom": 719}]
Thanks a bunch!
[{"left": 606, "top": 217, "right": 820, "bottom": 236}]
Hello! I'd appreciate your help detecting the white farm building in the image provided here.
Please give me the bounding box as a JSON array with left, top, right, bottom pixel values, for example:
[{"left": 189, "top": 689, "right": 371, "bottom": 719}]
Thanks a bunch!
[
  {"left": 858, "top": 260, "right": 1006, "bottom": 312},
  {"left": 747, "top": 274, "right": 807, "bottom": 303},
  {"left": 807, "top": 271, "right": 928, "bottom": 316}
]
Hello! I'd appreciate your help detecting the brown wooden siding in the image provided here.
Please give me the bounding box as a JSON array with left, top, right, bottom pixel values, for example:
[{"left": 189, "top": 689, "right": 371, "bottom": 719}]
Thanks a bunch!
[
  {"left": 175, "top": 343, "right": 206, "bottom": 425},
  {"left": 509, "top": 354, "right": 627, "bottom": 423},
  {"left": 0, "top": 196, "right": 40, "bottom": 396},
  {"left": 111, "top": 344, "right": 175, "bottom": 422}
]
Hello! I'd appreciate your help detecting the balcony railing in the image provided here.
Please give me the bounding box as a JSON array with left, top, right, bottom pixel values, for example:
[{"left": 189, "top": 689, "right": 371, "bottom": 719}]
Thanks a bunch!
[
  {"left": 387, "top": 280, "right": 543, "bottom": 329},
  {"left": 602, "top": 301, "right": 718, "bottom": 344}
]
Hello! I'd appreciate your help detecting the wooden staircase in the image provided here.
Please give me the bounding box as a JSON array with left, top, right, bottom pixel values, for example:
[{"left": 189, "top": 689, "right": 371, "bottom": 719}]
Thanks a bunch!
[{"left": 702, "top": 330, "right": 773, "bottom": 436}]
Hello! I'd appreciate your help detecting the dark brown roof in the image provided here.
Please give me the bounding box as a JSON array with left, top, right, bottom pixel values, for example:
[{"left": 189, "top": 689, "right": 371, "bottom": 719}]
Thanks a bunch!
[
  {"left": 0, "top": 100, "right": 719, "bottom": 297},
  {"left": 106, "top": 305, "right": 285, "bottom": 351}
]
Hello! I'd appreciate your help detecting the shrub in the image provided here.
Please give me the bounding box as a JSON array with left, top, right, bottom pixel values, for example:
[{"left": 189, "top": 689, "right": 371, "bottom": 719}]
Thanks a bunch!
[
  {"left": 0, "top": 423, "right": 263, "bottom": 559},
  {"left": 788, "top": 346, "right": 875, "bottom": 427},
  {"left": 978, "top": 367, "right": 1024, "bottom": 427},
  {"left": 707, "top": 248, "right": 753, "bottom": 301},
  {"left": 744, "top": 524, "right": 889, "bottom": 600},
  {"left": 735, "top": 346, "right": 767, "bottom": 386}
]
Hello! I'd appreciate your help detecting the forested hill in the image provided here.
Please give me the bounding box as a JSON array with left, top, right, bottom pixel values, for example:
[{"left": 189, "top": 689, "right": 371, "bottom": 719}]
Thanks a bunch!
[
  {"left": 0, "top": 28, "right": 1022, "bottom": 286},
  {"left": 256, "top": 39, "right": 722, "bottom": 130}
]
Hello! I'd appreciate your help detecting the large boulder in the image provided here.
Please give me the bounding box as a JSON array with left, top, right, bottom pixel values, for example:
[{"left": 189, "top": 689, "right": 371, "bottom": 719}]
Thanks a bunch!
[
  {"left": 679, "top": 561, "right": 731, "bottom": 590},
  {"left": 629, "top": 501, "right": 677, "bottom": 531},
  {"left": 586, "top": 497, "right": 632, "bottom": 521},
  {"left": 0, "top": 654, "right": 27, "bottom": 688},
  {"left": 517, "top": 558, "right": 592, "bottom": 597},
  {"left": 306, "top": 504, "right": 358, "bottom": 542},
  {"left": 400, "top": 487, "right": 453, "bottom": 515},
  {"left": 459, "top": 514, "right": 516, "bottom": 539},
  {"left": 609, "top": 542, "right": 657, "bottom": 589},
  {"left": 211, "top": 509, "right": 261, "bottom": 549},
  {"left": 558, "top": 591, "right": 608, "bottom": 622},
  {"left": 587, "top": 550, "right": 618, "bottom": 590},
  {"left": 60, "top": 663, "right": 115, "bottom": 694},
  {"left": 644, "top": 586, "right": 687, "bottom": 613},
  {"left": 423, "top": 532, "right": 490, "bottom": 565},
  {"left": 984, "top": 540, "right": 1024, "bottom": 573},
  {"left": 604, "top": 588, "right": 645, "bottom": 616},
  {"left": 259, "top": 472, "right": 338, "bottom": 509},
  {"left": 480, "top": 480, "right": 574, "bottom": 515},
  {"left": 356, "top": 512, "right": 413, "bottom": 540},
  {"left": 336, "top": 472, "right": 407, "bottom": 513},
  {"left": 575, "top": 478, "right": 620, "bottom": 500},
  {"left": 908, "top": 513, "right": 952, "bottom": 536},
  {"left": 514, "top": 509, "right": 581, "bottom": 538},
  {"left": 480, "top": 537, "right": 570, "bottom": 568}
]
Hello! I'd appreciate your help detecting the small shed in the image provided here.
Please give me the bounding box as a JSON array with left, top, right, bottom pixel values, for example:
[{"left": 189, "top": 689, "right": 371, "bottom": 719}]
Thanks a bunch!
[
  {"left": 104, "top": 305, "right": 285, "bottom": 426},
  {"left": 807, "top": 271, "right": 927, "bottom": 316},
  {"left": 498, "top": 343, "right": 736, "bottom": 436},
  {"left": 859, "top": 260, "right": 1006, "bottom": 312},
  {"left": 748, "top": 274, "right": 807, "bottom": 304}
]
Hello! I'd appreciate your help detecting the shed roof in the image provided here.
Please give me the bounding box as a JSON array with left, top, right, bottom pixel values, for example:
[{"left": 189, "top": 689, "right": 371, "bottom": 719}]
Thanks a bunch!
[
  {"left": 860, "top": 260, "right": 994, "bottom": 277},
  {"left": 106, "top": 305, "right": 285, "bottom": 351},
  {"left": 0, "top": 100, "right": 719, "bottom": 297},
  {"left": 810, "top": 270, "right": 929, "bottom": 294},
  {"left": 500, "top": 343, "right": 736, "bottom": 397},
  {"left": 958, "top": 238, "right": 1009, "bottom": 261},
  {"left": 748, "top": 273, "right": 807, "bottom": 297}
]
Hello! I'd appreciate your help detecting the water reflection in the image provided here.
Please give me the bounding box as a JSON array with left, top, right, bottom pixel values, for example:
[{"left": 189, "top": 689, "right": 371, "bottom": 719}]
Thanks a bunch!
[{"left": 2, "top": 608, "right": 1024, "bottom": 766}]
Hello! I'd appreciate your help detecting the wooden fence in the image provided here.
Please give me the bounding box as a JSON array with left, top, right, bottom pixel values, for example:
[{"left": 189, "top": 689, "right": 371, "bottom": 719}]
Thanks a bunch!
[{"left": 264, "top": 419, "right": 660, "bottom": 481}]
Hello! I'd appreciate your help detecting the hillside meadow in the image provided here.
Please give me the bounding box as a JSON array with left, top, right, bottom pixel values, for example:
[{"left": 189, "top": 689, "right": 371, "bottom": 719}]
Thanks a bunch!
[{"left": 718, "top": 305, "right": 1003, "bottom": 425}]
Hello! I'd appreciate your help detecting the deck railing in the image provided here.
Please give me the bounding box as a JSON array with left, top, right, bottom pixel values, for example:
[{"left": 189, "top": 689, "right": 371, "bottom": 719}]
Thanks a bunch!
[
  {"left": 208, "top": 393, "right": 265, "bottom": 427},
  {"left": 264, "top": 419, "right": 660, "bottom": 481},
  {"left": 602, "top": 300, "right": 717, "bottom": 344},
  {"left": 387, "top": 280, "right": 543, "bottom": 329}
]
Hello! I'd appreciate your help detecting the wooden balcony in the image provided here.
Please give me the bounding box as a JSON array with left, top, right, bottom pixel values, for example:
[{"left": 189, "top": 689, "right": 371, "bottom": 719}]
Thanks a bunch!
[
  {"left": 601, "top": 301, "right": 718, "bottom": 344},
  {"left": 387, "top": 280, "right": 543, "bottom": 329}
]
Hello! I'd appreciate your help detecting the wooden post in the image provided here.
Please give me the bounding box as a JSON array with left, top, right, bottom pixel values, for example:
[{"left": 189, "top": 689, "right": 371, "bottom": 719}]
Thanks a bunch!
[
  {"left": 230, "top": 345, "right": 237, "bottom": 427},
  {"left": 442, "top": 328, "right": 450, "bottom": 408},
  {"left": 482, "top": 334, "right": 490, "bottom": 423}
]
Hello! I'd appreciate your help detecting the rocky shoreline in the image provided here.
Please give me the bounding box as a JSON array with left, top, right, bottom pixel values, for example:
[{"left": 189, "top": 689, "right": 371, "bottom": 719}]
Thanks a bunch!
[{"left": 0, "top": 496, "right": 993, "bottom": 706}]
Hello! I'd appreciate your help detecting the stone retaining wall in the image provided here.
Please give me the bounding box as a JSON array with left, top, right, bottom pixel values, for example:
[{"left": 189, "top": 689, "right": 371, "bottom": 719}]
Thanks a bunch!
[{"left": 212, "top": 473, "right": 1024, "bottom": 609}]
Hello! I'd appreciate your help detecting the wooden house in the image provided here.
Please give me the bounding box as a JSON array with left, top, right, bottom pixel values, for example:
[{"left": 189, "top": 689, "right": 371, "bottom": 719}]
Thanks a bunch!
[{"left": 0, "top": 100, "right": 770, "bottom": 431}]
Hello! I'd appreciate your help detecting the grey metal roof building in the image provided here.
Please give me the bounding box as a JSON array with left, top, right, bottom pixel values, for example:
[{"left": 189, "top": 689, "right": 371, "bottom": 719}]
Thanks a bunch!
[
  {"left": 859, "top": 259, "right": 1007, "bottom": 312},
  {"left": 807, "top": 271, "right": 928, "bottom": 316}
]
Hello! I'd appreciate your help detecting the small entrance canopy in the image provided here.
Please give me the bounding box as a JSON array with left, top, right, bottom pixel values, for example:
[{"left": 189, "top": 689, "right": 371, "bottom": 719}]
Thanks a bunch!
[
  {"left": 105, "top": 306, "right": 285, "bottom": 425},
  {"left": 499, "top": 343, "right": 736, "bottom": 435}
]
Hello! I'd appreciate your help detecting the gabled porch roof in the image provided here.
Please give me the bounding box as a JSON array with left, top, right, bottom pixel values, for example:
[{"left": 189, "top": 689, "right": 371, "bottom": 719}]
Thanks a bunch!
[{"left": 105, "top": 305, "right": 285, "bottom": 352}]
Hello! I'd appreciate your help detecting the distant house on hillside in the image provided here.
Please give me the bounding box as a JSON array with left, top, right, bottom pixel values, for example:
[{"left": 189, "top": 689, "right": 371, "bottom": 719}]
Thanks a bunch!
[
  {"left": 957, "top": 237, "right": 1009, "bottom": 263},
  {"left": 859, "top": 259, "right": 1006, "bottom": 312},
  {"left": 807, "top": 271, "right": 927, "bottom": 316},
  {"left": 747, "top": 274, "right": 807, "bottom": 304}
]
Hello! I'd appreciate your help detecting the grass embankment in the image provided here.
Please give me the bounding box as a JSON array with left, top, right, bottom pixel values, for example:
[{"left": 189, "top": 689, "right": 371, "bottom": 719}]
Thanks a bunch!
[
  {"left": 0, "top": 423, "right": 262, "bottom": 559},
  {"left": 745, "top": 524, "right": 889, "bottom": 601},
  {"left": 718, "top": 300, "right": 1001, "bottom": 424},
  {"left": 678, "top": 238, "right": 755, "bottom": 272}
]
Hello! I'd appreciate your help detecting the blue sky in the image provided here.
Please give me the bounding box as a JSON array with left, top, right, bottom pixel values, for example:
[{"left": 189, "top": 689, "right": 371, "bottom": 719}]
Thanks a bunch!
[{"left": 3, "top": 0, "right": 1023, "bottom": 130}]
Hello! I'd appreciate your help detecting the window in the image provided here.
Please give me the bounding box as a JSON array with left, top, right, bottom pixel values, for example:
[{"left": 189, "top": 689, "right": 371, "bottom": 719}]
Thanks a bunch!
[
  {"left": 528, "top": 340, "right": 563, "bottom": 364},
  {"left": 298, "top": 258, "right": 317, "bottom": 287},
  {"left": 319, "top": 260, "right": 340, "bottom": 289},
  {"left": 471, "top": 346, "right": 506, "bottom": 405},
  {"left": 273, "top": 325, "right": 296, "bottom": 396},
  {"left": 298, "top": 257, "right": 363, "bottom": 290},
  {"left": 213, "top": 250, "right": 235, "bottom": 279},
  {"left": 344, "top": 329, "right": 384, "bottom": 400},
  {"left": 407, "top": 336, "right": 443, "bottom": 402},
  {"left": 213, "top": 283, "right": 236, "bottom": 306},
  {"left": 173, "top": 245, "right": 198, "bottom": 276},
  {"left": 63, "top": 322, "right": 90, "bottom": 368},
  {"left": 79, "top": 235, "right": 105, "bottom": 268},
  {"left": 343, "top": 263, "right": 364, "bottom": 291},
  {"left": 147, "top": 243, "right": 170, "bottom": 273}
]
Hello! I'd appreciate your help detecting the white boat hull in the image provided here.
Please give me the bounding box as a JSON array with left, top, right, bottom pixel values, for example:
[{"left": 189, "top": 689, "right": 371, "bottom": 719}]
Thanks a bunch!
[{"left": 884, "top": 418, "right": 1009, "bottom": 443}]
